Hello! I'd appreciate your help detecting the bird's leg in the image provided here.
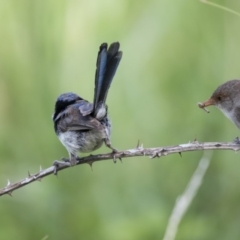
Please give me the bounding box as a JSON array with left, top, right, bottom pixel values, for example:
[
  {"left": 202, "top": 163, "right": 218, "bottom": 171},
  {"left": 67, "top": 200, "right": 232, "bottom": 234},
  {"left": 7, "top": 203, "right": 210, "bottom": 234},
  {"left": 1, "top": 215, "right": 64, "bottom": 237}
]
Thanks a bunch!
[
  {"left": 69, "top": 154, "right": 78, "bottom": 166},
  {"left": 104, "top": 138, "right": 117, "bottom": 153},
  {"left": 104, "top": 138, "right": 120, "bottom": 163}
]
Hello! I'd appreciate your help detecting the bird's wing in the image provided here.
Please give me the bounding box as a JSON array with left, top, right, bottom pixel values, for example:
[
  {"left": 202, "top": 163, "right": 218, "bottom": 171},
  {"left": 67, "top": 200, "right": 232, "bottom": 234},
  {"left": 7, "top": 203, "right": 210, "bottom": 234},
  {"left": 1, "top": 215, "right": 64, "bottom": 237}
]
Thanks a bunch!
[
  {"left": 78, "top": 101, "right": 94, "bottom": 116},
  {"left": 57, "top": 102, "right": 102, "bottom": 132}
]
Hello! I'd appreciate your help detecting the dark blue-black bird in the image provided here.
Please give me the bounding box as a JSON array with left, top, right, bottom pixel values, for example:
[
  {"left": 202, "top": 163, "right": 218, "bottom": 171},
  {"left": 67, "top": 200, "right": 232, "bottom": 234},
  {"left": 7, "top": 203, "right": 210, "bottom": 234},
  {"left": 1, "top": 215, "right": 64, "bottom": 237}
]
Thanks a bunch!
[{"left": 52, "top": 42, "right": 122, "bottom": 171}]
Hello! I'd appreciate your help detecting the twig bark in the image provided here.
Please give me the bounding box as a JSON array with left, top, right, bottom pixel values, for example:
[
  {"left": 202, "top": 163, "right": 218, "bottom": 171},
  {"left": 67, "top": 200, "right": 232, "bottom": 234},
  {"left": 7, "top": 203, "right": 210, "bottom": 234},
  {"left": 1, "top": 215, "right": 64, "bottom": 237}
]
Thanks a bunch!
[
  {"left": 162, "top": 152, "right": 212, "bottom": 240},
  {"left": 0, "top": 141, "right": 239, "bottom": 197}
]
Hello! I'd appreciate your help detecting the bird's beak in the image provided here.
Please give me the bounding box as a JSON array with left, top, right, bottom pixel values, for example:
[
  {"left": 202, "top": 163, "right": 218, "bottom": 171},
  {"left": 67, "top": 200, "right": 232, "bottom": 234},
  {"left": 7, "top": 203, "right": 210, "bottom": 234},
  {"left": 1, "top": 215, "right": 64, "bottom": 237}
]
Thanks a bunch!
[
  {"left": 198, "top": 98, "right": 215, "bottom": 113},
  {"left": 201, "top": 98, "right": 215, "bottom": 107}
]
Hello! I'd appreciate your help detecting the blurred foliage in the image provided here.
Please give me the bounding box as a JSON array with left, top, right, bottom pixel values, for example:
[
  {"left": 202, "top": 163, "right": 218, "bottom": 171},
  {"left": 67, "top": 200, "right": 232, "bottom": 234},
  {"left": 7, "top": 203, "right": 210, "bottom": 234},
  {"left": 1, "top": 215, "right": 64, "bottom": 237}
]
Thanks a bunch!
[{"left": 0, "top": 0, "right": 240, "bottom": 239}]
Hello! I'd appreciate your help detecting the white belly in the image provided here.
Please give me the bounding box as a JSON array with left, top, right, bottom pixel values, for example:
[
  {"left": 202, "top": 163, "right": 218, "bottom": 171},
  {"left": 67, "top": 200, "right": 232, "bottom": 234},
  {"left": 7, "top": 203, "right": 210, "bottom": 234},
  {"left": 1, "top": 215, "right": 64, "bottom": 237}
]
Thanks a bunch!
[{"left": 58, "top": 129, "right": 106, "bottom": 156}]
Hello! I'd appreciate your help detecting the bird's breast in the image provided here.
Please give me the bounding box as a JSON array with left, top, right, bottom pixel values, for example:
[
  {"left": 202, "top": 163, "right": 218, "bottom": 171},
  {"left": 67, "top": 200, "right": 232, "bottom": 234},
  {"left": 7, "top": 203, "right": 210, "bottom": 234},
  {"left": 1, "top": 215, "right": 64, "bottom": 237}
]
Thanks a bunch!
[
  {"left": 57, "top": 127, "right": 109, "bottom": 155},
  {"left": 218, "top": 105, "right": 240, "bottom": 129}
]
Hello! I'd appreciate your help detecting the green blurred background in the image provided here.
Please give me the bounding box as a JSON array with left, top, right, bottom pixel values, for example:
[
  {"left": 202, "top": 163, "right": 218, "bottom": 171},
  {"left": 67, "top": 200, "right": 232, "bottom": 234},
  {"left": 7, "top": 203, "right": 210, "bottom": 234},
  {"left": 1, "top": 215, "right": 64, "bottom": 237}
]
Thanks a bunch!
[{"left": 1, "top": 0, "right": 240, "bottom": 239}]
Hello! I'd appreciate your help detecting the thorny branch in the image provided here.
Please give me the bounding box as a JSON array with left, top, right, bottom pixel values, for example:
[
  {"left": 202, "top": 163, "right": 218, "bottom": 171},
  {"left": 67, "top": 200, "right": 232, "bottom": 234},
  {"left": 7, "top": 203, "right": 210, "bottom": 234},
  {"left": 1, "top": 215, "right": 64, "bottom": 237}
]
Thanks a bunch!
[{"left": 0, "top": 140, "right": 240, "bottom": 197}]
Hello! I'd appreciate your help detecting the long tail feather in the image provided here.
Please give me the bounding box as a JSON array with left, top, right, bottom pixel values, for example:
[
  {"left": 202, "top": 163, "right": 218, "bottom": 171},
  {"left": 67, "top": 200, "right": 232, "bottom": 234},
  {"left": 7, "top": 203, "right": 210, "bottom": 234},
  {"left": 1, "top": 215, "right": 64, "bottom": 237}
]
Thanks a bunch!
[
  {"left": 93, "top": 43, "right": 108, "bottom": 112},
  {"left": 93, "top": 42, "right": 122, "bottom": 117}
]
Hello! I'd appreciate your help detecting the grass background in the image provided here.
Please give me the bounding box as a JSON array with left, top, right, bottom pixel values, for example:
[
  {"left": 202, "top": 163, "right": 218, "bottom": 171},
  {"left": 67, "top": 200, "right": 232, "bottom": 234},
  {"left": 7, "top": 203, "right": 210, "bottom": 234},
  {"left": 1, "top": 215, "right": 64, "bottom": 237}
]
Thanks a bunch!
[{"left": 1, "top": 0, "right": 240, "bottom": 239}]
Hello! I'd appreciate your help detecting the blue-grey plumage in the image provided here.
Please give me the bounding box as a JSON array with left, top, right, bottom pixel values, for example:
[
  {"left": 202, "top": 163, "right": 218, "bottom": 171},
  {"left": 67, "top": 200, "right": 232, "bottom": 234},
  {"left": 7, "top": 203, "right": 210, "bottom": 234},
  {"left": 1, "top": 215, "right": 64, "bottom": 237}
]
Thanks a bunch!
[
  {"left": 53, "top": 99, "right": 111, "bottom": 155},
  {"left": 52, "top": 42, "right": 122, "bottom": 171}
]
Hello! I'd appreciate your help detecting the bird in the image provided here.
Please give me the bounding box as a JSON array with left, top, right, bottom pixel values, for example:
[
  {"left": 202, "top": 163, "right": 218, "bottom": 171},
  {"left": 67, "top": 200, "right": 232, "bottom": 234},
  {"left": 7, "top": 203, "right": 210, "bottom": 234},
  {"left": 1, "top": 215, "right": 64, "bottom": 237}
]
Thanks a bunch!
[
  {"left": 198, "top": 79, "right": 240, "bottom": 131},
  {"left": 52, "top": 42, "right": 122, "bottom": 172}
]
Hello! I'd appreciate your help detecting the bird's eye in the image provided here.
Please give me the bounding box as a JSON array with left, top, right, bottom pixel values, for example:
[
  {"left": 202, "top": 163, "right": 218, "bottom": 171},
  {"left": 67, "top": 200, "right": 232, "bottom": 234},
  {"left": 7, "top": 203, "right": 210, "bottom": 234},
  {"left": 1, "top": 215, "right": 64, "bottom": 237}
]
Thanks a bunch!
[{"left": 217, "top": 96, "right": 222, "bottom": 101}]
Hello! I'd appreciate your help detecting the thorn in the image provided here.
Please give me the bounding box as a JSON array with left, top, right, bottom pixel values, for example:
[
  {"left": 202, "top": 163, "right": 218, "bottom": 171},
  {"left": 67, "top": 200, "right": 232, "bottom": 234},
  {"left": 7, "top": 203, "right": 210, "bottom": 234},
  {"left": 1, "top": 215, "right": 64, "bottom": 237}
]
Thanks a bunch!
[
  {"left": 39, "top": 165, "right": 42, "bottom": 171},
  {"left": 179, "top": 152, "right": 182, "bottom": 157},
  {"left": 136, "top": 140, "right": 140, "bottom": 148},
  {"left": 7, "top": 179, "right": 11, "bottom": 186},
  {"left": 88, "top": 161, "right": 94, "bottom": 171},
  {"left": 119, "top": 157, "right": 122, "bottom": 163},
  {"left": 37, "top": 177, "right": 42, "bottom": 182},
  {"left": 8, "top": 191, "right": 13, "bottom": 197},
  {"left": 192, "top": 138, "right": 199, "bottom": 145},
  {"left": 28, "top": 171, "right": 32, "bottom": 178}
]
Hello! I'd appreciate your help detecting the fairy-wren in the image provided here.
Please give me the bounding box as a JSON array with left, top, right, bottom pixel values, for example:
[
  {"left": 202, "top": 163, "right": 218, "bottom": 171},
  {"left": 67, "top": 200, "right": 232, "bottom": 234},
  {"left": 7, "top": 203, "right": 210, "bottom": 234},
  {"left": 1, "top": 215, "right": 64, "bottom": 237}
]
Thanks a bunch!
[
  {"left": 52, "top": 42, "right": 122, "bottom": 172},
  {"left": 198, "top": 79, "right": 240, "bottom": 129}
]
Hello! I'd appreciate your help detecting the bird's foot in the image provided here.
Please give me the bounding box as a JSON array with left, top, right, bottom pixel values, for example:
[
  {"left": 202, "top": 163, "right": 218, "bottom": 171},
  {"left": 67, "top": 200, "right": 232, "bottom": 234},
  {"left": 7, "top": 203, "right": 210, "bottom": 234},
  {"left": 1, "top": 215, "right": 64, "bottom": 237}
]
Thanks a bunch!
[
  {"left": 53, "top": 158, "right": 71, "bottom": 175},
  {"left": 111, "top": 148, "right": 121, "bottom": 163},
  {"left": 233, "top": 137, "right": 240, "bottom": 144},
  {"left": 53, "top": 157, "right": 79, "bottom": 175},
  {"left": 104, "top": 139, "right": 121, "bottom": 163}
]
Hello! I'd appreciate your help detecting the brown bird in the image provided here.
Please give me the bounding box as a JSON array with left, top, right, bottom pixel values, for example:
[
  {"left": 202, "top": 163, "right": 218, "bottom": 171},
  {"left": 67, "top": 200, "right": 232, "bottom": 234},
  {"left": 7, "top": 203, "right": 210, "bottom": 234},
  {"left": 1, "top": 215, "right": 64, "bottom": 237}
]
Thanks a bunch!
[{"left": 198, "top": 79, "right": 240, "bottom": 130}]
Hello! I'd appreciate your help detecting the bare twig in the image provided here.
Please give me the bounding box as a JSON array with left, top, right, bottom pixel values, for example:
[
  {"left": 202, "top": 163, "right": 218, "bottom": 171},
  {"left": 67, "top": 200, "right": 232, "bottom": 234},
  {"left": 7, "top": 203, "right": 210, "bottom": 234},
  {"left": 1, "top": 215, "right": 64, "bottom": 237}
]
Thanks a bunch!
[
  {"left": 162, "top": 152, "right": 212, "bottom": 240},
  {"left": 0, "top": 141, "right": 239, "bottom": 197},
  {"left": 197, "top": 102, "right": 210, "bottom": 113},
  {"left": 199, "top": 0, "right": 240, "bottom": 18}
]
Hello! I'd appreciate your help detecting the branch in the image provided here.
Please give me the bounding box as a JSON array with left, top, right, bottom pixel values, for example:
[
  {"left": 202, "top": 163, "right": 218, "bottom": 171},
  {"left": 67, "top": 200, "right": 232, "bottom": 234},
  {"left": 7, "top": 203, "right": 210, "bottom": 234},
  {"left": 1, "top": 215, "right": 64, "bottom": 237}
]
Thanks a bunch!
[
  {"left": 199, "top": 0, "right": 240, "bottom": 18},
  {"left": 0, "top": 141, "right": 239, "bottom": 197},
  {"left": 162, "top": 152, "right": 212, "bottom": 240}
]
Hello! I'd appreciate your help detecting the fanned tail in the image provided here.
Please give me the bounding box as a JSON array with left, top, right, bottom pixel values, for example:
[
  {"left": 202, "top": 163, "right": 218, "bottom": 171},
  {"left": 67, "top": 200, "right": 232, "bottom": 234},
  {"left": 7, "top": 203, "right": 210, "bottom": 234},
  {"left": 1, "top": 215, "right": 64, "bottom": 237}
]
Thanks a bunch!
[{"left": 93, "top": 42, "right": 122, "bottom": 118}]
